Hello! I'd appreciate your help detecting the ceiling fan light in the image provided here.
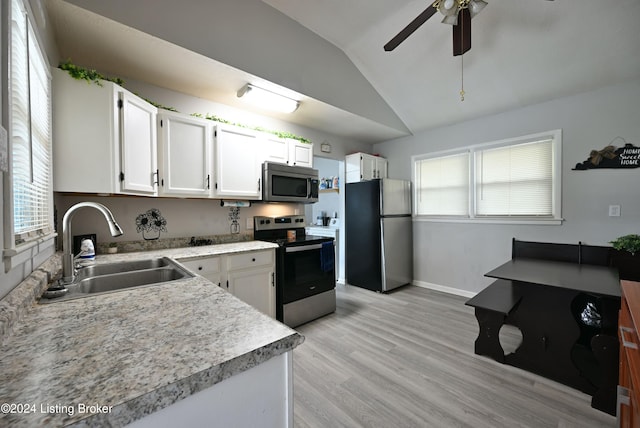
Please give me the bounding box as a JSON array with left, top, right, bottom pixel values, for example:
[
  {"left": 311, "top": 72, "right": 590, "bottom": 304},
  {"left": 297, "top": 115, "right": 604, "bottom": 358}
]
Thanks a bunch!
[
  {"left": 469, "top": 0, "right": 488, "bottom": 18},
  {"left": 441, "top": 14, "right": 459, "bottom": 25},
  {"left": 439, "top": 0, "right": 459, "bottom": 16}
]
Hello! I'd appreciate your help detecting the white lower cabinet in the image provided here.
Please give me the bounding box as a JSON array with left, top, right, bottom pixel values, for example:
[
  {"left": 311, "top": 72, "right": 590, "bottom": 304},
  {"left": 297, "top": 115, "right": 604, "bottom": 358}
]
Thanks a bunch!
[
  {"left": 178, "top": 249, "right": 275, "bottom": 318},
  {"left": 178, "top": 256, "right": 221, "bottom": 287},
  {"left": 126, "top": 351, "right": 293, "bottom": 428}
]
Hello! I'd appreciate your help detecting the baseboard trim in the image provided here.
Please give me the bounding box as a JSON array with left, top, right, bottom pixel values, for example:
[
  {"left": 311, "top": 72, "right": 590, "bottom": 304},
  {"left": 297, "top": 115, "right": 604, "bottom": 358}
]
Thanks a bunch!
[{"left": 412, "top": 280, "right": 476, "bottom": 298}]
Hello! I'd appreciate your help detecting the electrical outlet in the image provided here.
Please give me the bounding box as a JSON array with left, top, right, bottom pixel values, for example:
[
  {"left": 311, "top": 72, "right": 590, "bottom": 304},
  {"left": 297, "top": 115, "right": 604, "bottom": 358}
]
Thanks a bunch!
[
  {"left": 246, "top": 217, "right": 254, "bottom": 230},
  {"left": 609, "top": 205, "right": 621, "bottom": 217}
]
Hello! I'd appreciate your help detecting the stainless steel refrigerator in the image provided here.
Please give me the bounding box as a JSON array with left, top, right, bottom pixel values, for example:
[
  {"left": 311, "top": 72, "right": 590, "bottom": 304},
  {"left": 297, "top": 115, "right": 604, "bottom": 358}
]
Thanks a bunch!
[{"left": 345, "top": 179, "right": 413, "bottom": 292}]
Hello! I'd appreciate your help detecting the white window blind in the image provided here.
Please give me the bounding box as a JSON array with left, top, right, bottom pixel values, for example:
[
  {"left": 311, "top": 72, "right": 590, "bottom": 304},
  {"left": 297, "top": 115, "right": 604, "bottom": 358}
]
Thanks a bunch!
[
  {"left": 10, "top": 0, "right": 53, "bottom": 244},
  {"left": 416, "top": 152, "right": 469, "bottom": 216},
  {"left": 475, "top": 139, "right": 553, "bottom": 216},
  {"left": 413, "top": 130, "right": 561, "bottom": 223}
]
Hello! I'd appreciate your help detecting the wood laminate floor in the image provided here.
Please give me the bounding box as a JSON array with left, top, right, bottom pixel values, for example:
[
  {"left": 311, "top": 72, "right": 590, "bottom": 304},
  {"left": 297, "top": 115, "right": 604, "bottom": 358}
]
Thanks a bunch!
[{"left": 292, "top": 284, "right": 615, "bottom": 428}]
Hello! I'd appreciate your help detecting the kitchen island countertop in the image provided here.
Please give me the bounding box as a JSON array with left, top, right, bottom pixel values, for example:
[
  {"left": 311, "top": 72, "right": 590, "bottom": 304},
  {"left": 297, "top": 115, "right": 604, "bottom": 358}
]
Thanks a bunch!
[{"left": 0, "top": 241, "right": 303, "bottom": 427}]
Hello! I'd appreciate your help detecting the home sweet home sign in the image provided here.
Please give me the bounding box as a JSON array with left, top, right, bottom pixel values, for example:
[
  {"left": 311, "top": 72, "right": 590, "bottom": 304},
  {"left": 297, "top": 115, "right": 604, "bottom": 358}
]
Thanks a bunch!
[{"left": 573, "top": 143, "right": 640, "bottom": 170}]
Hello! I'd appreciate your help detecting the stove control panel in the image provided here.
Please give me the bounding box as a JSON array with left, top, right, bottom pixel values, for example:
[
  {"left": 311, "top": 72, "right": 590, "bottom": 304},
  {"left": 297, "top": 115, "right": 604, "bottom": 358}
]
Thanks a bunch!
[{"left": 254, "top": 215, "right": 306, "bottom": 231}]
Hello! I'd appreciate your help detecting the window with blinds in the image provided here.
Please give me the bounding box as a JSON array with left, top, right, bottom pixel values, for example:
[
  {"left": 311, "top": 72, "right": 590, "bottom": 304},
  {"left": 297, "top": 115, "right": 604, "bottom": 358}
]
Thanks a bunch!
[
  {"left": 415, "top": 152, "right": 469, "bottom": 216},
  {"left": 475, "top": 139, "right": 553, "bottom": 217},
  {"left": 413, "top": 130, "right": 561, "bottom": 222},
  {"left": 10, "top": 0, "right": 53, "bottom": 245}
]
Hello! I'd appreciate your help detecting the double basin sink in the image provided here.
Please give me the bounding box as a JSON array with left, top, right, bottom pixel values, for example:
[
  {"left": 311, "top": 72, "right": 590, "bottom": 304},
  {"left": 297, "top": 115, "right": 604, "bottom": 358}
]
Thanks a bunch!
[{"left": 40, "top": 257, "right": 195, "bottom": 303}]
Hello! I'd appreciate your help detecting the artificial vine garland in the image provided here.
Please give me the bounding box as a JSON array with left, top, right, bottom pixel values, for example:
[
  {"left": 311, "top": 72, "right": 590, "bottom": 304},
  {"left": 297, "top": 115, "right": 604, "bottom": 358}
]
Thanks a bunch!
[{"left": 58, "top": 60, "right": 312, "bottom": 144}]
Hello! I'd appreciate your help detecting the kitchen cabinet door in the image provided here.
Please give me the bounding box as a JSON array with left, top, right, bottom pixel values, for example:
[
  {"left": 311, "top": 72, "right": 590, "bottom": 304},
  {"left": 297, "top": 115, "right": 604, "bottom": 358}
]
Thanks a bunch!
[
  {"left": 288, "top": 139, "right": 313, "bottom": 168},
  {"left": 213, "top": 124, "right": 261, "bottom": 199},
  {"left": 158, "top": 112, "right": 212, "bottom": 197},
  {"left": 261, "top": 135, "right": 289, "bottom": 165},
  {"left": 120, "top": 92, "right": 158, "bottom": 195},
  {"left": 345, "top": 152, "right": 387, "bottom": 182},
  {"left": 226, "top": 250, "right": 276, "bottom": 318},
  {"left": 178, "top": 256, "right": 221, "bottom": 287},
  {"left": 227, "top": 267, "right": 275, "bottom": 318},
  {"left": 375, "top": 157, "right": 388, "bottom": 179},
  {"left": 52, "top": 68, "right": 158, "bottom": 195}
]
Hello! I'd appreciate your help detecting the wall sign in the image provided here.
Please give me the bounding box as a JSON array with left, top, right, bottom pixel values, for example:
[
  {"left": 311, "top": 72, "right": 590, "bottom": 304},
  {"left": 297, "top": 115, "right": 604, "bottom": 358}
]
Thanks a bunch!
[{"left": 573, "top": 142, "right": 640, "bottom": 170}]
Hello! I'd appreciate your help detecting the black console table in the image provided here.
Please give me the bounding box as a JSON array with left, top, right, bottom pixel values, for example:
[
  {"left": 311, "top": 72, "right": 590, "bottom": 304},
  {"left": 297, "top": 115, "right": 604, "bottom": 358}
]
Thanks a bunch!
[{"left": 467, "top": 241, "right": 621, "bottom": 415}]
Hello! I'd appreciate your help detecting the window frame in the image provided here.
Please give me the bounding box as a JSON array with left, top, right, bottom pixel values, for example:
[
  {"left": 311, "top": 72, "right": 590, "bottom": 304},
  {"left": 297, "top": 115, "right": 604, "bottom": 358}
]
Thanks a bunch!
[
  {"left": 412, "top": 129, "right": 562, "bottom": 225},
  {"left": 2, "top": 0, "right": 56, "bottom": 269}
]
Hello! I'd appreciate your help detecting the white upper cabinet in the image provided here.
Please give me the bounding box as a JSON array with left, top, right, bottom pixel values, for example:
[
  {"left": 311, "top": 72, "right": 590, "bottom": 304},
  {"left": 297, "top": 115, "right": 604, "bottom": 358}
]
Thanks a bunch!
[
  {"left": 52, "top": 68, "right": 158, "bottom": 195},
  {"left": 288, "top": 139, "right": 313, "bottom": 168},
  {"left": 258, "top": 135, "right": 313, "bottom": 168},
  {"left": 120, "top": 92, "right": 158, "bottom": 194},
  {"left": 262, "top": 135, "right": 289, "bottom": 165},
  {"left": 158, "top": 111, "right": 212, "bottom": 197},
  {"left": 346, "top": 152, "right": 388, "bottom": 183},
  {"left": 213, "top": 124, "right": 262, "bottom": 200}
]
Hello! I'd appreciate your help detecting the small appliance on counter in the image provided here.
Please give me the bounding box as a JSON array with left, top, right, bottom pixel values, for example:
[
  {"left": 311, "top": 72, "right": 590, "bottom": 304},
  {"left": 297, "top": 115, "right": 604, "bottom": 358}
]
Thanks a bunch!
[{"left": 254, "top": 215, "right": 336, "bottom": 327}]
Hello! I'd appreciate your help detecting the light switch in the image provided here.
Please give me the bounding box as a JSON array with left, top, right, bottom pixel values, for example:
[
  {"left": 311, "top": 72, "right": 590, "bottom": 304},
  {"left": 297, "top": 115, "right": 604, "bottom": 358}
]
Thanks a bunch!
[{"left": 609, "top": 205, "right": 621, "bottom": 217}]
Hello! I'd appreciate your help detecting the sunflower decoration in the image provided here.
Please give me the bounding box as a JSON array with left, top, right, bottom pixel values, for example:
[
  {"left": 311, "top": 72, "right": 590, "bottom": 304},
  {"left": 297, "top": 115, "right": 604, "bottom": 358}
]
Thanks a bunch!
[{"left": 136, "top": 208, "right": 168, "bottom": 240}]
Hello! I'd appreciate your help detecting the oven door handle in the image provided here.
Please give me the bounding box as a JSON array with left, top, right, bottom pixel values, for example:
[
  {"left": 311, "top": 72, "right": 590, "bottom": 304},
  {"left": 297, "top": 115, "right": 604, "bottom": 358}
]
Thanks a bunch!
[{"left": 285, "top": 243, "right": 323, "bottom": 253}]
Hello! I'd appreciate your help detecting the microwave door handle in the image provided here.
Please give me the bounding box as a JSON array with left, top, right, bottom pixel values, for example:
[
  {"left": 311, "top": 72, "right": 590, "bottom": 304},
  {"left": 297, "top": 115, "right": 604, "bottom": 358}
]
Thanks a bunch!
[{"left": 307, "top": 178, "right": 311, "bottom": 199}]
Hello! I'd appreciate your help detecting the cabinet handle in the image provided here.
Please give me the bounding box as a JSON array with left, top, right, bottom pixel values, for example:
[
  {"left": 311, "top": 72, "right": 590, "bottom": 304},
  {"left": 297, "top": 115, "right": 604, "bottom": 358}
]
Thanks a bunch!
[
  {"left": 257, "top": 178, "right": 261, "bottom": 192},
  {"left": 226, "top": 280, "right": 229, "bottom": 289},
  {"left": 617, "top": 385, "right": 631, "bottom": 428},
  {"left": 198, "top": 266, "right": 203, "bottom": 271},
  {"left": 206, "top": 174, "right": 210, "bottom": 190},
  {"left": 153, "top": 169, "right": 159, "bottom": 186},
  {"left": 252, "top": 258, "right": 256, "bottom": 262},
  {"left": 620, "top": 326, "right": 638, "bottom": 349}
]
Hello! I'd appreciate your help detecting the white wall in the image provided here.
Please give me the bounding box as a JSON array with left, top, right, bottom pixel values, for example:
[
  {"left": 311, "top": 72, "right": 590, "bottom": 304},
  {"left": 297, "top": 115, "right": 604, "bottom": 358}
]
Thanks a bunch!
[{"left": 374, "top": 79, "right": 640, "bottom": 295}]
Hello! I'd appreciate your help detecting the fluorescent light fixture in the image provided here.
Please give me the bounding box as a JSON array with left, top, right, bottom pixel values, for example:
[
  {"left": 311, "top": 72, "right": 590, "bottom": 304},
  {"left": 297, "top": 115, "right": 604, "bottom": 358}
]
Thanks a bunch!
[{"left": 237, "top": 84, "right": 299, "bottom": 113}]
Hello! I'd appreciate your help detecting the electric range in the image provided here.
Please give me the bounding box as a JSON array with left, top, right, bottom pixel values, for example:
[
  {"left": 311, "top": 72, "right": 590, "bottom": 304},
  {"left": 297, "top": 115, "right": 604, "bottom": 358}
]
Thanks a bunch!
[{"left": 254, "top": 215, "right": 336, "bottom": 327}]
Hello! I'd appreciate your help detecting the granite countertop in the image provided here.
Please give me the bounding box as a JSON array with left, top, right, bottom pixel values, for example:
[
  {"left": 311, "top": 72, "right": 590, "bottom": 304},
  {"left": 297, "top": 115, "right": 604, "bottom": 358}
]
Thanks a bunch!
[{"left": 0, "top": 241, "right": 303, "bottom": 427}]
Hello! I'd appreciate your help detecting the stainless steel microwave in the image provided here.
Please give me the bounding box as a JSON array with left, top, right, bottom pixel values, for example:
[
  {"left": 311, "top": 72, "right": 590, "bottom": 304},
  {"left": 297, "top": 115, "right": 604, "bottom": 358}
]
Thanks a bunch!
[{"left": 262, "top": 162, "right": 319, "bottom": 203}]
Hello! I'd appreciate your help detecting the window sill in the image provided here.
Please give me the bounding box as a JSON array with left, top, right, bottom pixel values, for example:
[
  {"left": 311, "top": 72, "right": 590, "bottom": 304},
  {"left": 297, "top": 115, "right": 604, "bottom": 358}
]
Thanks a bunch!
[
  {"left": 412, "top": 216, "right": 563, "bottom": 226},
  {"left": 3, "top": 233, "right": 57, "bottom": 272}
]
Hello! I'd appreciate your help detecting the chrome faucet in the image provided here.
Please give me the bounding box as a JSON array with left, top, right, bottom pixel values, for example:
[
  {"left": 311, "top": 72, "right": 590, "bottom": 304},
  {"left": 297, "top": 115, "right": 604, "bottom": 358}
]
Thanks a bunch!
[{"left": 60, "top": 202, "right": 123, "bottom": 284}]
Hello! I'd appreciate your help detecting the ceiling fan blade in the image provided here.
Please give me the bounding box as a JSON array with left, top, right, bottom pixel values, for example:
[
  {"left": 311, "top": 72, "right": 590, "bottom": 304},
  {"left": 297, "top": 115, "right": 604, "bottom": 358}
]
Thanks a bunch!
[
  {"left": 452, "top": 8, "right": 471, "bottom": 56},
  {"left": 384, "top": 4, "right": 437, "bottom": 52}
]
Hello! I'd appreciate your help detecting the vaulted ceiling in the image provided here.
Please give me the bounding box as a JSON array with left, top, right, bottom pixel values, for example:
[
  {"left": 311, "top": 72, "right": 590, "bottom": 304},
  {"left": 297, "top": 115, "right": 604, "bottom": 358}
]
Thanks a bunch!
[{"left": 44, "top": 0, "right": 640, "bottom": 144}]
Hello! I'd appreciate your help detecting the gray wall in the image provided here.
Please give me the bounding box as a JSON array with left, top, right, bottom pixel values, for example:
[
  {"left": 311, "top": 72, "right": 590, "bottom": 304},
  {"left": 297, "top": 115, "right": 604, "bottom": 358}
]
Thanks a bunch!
[{"left": 374, "top": 79, "right": 640, "bottom": 296}]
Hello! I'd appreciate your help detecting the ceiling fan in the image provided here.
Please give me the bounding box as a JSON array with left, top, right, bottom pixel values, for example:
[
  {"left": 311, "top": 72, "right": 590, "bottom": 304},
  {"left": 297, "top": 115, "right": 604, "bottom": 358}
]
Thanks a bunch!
[{"left": 384, "top": 0, "right": 554, "bottom": 55}]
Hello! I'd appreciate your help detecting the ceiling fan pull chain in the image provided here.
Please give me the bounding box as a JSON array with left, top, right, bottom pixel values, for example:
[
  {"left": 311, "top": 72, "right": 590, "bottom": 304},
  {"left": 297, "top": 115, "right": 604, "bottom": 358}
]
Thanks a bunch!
[
  {"left": 460, "top": 53, "right": 465, "bottom": 101},
  {"left": 460, "top": 19, "right": 465, "bottom": 101}
]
